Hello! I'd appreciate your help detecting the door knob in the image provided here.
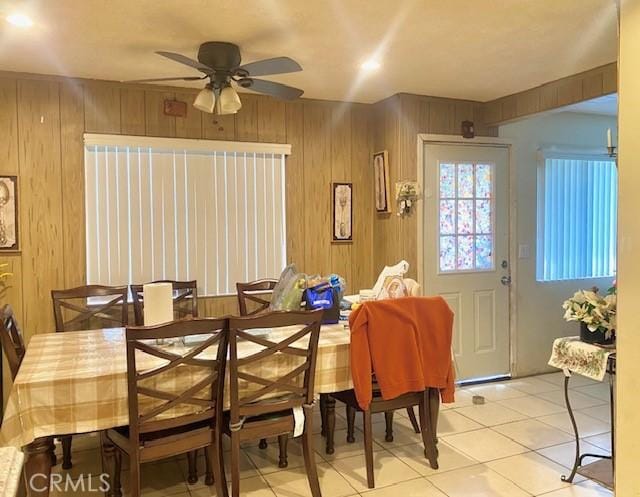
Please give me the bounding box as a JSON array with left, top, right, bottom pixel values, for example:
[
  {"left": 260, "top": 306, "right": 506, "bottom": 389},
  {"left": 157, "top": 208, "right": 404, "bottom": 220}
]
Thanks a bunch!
[{"left": 500, "top": 275, "right": 512, "bottom": 286}]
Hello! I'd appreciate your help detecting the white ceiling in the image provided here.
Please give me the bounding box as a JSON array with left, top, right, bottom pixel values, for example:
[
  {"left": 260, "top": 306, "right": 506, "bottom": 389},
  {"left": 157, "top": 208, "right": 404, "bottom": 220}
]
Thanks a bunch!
[
  {"left": 562, "top": 93, "right": 618, "bottom": 116},
  {"left": 0, "top": 0, "right": 618, "bottom": 103}
]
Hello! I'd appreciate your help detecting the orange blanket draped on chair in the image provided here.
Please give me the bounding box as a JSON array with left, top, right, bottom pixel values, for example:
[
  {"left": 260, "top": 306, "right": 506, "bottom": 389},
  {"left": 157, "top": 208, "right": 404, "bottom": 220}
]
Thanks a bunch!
[{"left": 348, "top": 296, "right": 456, "bottom": 410}]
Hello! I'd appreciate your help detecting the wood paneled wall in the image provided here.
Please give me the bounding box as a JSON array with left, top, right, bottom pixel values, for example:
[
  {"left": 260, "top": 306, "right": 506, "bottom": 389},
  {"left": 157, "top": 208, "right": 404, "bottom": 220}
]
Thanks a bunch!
[
  {"left": 483, "top": 63, "right": 617, "bottom": 126},
  {"left": 0, "top": 74, "right": 375, "bottom": 346},
  {"left": 369, "top": 63, "right": 617, "bottom": 279},
  {"left": 371, "top": 93, "right": 497, "bottom": 278},
  {"left": 0, "top": 63, "right": 618, "bottom": 404}
]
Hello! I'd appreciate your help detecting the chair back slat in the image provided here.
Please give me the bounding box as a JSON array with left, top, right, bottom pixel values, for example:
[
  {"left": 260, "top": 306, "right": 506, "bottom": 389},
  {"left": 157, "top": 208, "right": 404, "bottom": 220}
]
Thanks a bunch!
[
  {"left": 126, "top": 318, "right": 227, "bottom": 439},
  {"left": 0, "top": 305, "right": 25, "bottom": 380},
  {"left": 228, "top": 310, "right": 322, "bottom": 424},
  {"left": 130, "top": 280, "right": 199, "bottom": 326},
  {"left": 52, "top": 285, "right": 128, "bottom": 331},
  {"left": 236, "top": 279, "right": 278, "bottom": 316}
]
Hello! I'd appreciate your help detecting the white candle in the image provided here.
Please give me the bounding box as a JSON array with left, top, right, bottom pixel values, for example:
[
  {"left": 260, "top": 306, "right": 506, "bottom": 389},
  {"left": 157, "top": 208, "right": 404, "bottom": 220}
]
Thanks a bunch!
[
  {"left": 143, "top": 282, "right": 174, "bottom": 326},
  {"left": 607, "top": 128, "right": 612, "bottom": 148}
]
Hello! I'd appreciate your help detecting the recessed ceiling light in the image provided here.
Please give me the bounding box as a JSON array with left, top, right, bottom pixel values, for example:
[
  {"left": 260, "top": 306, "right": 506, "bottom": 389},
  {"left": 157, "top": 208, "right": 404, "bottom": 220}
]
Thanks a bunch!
[
  {"left": 6, "top": 13, "right": 33, "bottom": 27},
  {"left": 361, "top": 59, "right": 381, "bottom": 72}
]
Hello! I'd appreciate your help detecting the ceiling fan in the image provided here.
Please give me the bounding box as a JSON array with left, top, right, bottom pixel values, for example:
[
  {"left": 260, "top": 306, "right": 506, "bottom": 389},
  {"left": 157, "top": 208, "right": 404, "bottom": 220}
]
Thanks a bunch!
[{"left": 127, "top": 41, "right": 304, "bottom": 114}]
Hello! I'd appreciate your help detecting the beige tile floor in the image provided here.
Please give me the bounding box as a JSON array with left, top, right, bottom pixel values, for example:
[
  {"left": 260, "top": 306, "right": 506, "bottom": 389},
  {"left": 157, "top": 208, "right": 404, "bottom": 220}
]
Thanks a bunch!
[{"left": 50, "top": 373, "right": 614, "bottom": 497}]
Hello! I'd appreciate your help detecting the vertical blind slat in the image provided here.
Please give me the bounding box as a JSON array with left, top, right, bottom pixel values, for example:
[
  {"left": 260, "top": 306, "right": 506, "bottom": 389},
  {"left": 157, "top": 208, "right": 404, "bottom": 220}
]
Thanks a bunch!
[
  {"left": 537, "top": 156, "right": 617, "bottom": 281},
  {"left": 85, "top": 144, "right": 287, "bottom": 295}
]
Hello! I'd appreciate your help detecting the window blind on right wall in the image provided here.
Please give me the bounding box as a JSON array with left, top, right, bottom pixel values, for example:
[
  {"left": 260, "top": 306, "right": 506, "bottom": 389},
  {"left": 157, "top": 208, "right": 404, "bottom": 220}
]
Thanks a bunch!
[{"left": 536, "top": 155, "right": 618, "bottom": 282}]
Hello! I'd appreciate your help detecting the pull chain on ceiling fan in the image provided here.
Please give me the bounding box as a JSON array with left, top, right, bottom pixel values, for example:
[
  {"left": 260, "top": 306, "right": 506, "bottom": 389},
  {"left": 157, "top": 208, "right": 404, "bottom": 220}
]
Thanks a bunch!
[{"left": 126, "top": 41, "right": 304, "bottom": 115}]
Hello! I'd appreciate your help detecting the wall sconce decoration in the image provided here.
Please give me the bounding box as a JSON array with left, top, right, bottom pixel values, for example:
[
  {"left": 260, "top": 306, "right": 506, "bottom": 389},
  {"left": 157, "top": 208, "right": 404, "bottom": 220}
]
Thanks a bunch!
[
  {"left": 461, "top": 120, "right": 475, "bottom": 139},
  {"left": 395, "top": 181, "right": 420, "bottom": 217}
]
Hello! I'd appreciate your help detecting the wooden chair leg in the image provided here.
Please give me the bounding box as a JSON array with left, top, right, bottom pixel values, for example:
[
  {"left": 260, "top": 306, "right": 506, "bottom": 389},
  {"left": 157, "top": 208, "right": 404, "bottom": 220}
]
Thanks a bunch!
[
  {"left": 428, "top": 388, "right": 440, "bottom": 448},
  {"left": 186, "top": 451, "right": 199, "bottom": 484},
  {"left": 384, "top": 411, "right": 394, "bottom": 442},
  {"left": 129, "top": 453, "right": 141, "bottom": 497},
  {"left": 204, "top": 446, "right": 214, "bottom": 486},
  {"left": 258, "top": 438, "right": 268, "bottom": 449},
  {"left": 230, "top": 433, "right": 241, "bottom": 497},
  {"left": 346, "top": 405, "right": 356, "bottom": 443},
  {"left": 61, "top": 435, "right": 72, "bottom": 470},
  {"left": 212, "top": 432, "right": 228, "bottom": 497},
  {"left": 302, "top": 405, "right": 321, "bottom": 497},
  {"left": 418, "top": 391, "right": 439, "bottom": 470},
  {"left": 406, "top": 407, "right": 421, "bottom": 433},
  {"left": 363, "top": 410, "right": 375, "bottom": 489},
  {"left": 277, "top": 435, "right": 289, "bottom": 468}
]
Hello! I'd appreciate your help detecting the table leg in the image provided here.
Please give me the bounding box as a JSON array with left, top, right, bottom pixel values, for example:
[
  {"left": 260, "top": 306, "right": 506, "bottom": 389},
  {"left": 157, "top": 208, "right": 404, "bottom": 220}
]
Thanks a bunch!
[
  {"left": 100, "top": 432, "right": 122, "bottom": 497},
  {"left": 561, "top": 371, "right": 581, "bottom": 483},
  {"left": 319, "top": 394, "right": 328, "bottom": 437},
  {"left": 325, "top": 396, "right": 336, "bottom": 455},
  {"left": 23, "top": 437, "right": 54, "bottom": 497},
  {"left": 609, "top": 372, "right": 615, "bottom": 473}
]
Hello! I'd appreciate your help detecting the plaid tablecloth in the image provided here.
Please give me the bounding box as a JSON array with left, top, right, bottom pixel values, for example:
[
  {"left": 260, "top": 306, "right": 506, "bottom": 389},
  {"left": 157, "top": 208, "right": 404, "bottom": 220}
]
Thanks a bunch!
[
  {"left": 0, "top": 447, "right": 23, "bottom": 497},
  {"left": 0, "top": 324, "right": 352, "bottom": 448},
  {"left": 548, "top": 336, "right": 615, "bottom": 381}
]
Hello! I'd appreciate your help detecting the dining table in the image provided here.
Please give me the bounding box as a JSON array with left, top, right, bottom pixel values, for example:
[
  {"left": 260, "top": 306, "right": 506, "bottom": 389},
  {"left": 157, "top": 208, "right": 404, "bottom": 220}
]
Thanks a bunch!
[{"left": 0, "top": 323, "right": 353, "bottom": 497}]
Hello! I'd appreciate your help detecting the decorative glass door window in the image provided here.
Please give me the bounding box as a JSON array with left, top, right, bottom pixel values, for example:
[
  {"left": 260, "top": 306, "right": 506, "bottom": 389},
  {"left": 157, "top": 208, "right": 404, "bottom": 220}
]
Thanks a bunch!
[{"left": 439, "top": 162, "right": 494, "bottom": 272}]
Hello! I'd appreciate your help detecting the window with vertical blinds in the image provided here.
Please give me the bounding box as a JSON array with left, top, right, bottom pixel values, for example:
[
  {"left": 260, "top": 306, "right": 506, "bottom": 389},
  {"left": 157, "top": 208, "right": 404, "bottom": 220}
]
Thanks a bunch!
[
  {"left": 84, "top": 134, "right": 290, "bottom": 296},
  {"left": 536, "top": 154, "right": 617, "bottom": 282}
]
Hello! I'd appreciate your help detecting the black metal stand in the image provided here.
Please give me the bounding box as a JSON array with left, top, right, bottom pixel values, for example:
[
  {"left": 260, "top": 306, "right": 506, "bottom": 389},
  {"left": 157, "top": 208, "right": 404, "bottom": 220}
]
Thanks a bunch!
[{"left": 561, "top": 354, "right": 615, "bottom": 490}]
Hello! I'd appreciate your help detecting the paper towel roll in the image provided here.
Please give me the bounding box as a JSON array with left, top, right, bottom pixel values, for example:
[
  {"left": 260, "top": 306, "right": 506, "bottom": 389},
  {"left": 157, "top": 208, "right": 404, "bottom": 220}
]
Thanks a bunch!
[{"left": 143, "top": 282, "right": 174, "bottom": 326}]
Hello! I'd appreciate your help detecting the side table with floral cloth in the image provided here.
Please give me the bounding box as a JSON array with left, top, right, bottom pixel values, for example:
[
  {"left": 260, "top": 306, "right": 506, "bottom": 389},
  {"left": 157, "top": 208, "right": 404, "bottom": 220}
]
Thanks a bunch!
[{"left": 548, "top": 337, "right": 616, "bottom": 490}]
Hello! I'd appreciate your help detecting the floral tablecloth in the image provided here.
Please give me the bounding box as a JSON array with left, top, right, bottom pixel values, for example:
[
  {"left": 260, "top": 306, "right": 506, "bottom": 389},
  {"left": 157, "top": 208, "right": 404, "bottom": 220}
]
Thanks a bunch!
[{"left": 548, "top": 336, "right": 614, "bottom": 381}]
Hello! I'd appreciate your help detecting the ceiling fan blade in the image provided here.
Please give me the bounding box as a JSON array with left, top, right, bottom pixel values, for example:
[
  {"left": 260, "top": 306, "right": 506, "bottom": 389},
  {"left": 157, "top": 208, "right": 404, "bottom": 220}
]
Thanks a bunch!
[
  {"left": 156, "top": 51, "right": 214, "bottom": 73},
  {"left": 240, "top": 78, "right": 304, "bottom": 100},
  {"left": 124, "top": 76, "right": 207, "bottom": 83},
  {"left": 238, "top": 57, "right": 302, "bottom": 77}
]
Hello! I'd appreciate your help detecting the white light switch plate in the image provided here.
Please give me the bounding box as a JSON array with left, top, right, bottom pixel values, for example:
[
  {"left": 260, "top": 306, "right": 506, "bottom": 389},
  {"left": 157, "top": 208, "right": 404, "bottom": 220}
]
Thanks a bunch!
[{"left": 518, "top": 244, "right": 530, "bottom": 259}]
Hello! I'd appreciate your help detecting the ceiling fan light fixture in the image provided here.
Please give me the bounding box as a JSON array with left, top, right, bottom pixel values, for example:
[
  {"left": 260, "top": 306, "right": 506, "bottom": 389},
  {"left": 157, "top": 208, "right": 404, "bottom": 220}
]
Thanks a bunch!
[
  {"left": 361, "top": 59, "right": 381, "bottom": 72},
  {"left": 193, "top": 84, "right": 215, "bottom": 113},
  {"left": 218, "top": 85, "right": 242, "bottom": 114},
  {"left": 6, "top": 13, "right": 33, "bottom": 27}
]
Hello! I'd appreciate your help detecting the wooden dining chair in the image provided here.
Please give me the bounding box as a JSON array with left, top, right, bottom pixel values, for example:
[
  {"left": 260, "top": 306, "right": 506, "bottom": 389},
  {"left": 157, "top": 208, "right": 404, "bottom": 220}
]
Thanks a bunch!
[
  {"left": 236, "top": 279, "right": 278, "bottom": 316},
  {"left": 52, "top": 284, "right": 129, "bottom": 332},
  {"left": 51, "top": 284, "right": 129, "bottom": 469},
  {"left": 0, "top": 304, "right": 25, "bottom": 381},
  {"left": 333, "top": 387, "right": 439, "bottom": 489},
  {"left": 103, "top": 318, "right": 228, "bottom": 497},
  {"left": 236, "top": 278, "right": 278, "bottom": 452},
  {"left": 222, "top": 310, "right": 323, "bottom": 497},
  {"left": 130, "top": 280, "right": 198, "bottom": 326}
]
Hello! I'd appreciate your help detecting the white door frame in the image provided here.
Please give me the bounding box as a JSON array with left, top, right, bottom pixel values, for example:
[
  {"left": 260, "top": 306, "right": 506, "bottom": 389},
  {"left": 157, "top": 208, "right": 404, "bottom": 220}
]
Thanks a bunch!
[{"left": 416, "top": 133, "right": 518, "bottom": 377}]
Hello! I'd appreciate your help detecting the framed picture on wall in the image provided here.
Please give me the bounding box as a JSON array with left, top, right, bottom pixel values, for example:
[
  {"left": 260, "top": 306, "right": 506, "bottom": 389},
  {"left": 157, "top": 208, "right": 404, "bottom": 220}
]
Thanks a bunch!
[
  {"left": 373, "top": 150, "right": 391, "bottom": 213},
  {"left": 332, "top": 182, "right": 353, "bottom": 243},
  {"left": 0, "top": 176, "right": 18, "bottom": 251}
]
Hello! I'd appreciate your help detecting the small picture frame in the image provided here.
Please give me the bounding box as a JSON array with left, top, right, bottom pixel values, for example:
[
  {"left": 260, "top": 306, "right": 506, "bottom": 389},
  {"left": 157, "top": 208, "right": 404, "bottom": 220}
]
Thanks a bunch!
[
  {"left": 0, "top": 176, "right": 18, "bottom": 251},
  {"left": 373, "top": 151, "right": 391, "bottom": 213},
  {"left": 332, "top": 182, "right": 353, "bottom": 243}
]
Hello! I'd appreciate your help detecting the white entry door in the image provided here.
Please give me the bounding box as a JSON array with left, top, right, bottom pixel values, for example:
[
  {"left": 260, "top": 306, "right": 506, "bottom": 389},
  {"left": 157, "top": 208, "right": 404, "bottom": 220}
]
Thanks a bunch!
[{"left": 423, "top": 143, "right": 511, "bottom": 381}]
